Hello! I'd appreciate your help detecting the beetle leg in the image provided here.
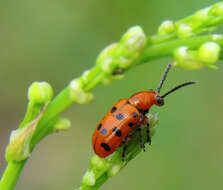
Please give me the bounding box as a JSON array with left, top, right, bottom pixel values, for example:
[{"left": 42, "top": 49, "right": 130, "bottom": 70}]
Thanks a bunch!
[
  {"left": 146, "top": 125, "right": 151, "bottom": 145},
  {"left": 138, "top": 127, "right": 145, "bottom": 152},
  {"left": 122, "top": 137, "right": 129, "bottom": 161},
  {"left": 145, "top": 117, "right": 151, "bottom": 145},
  {"left": 122, "top": 145, "right": 127, "bottom": 161}
]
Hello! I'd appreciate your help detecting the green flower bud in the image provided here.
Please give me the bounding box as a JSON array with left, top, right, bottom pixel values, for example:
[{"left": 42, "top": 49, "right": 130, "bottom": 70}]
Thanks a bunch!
[
  {"left": 198, "top": 42, "right": 221, "bottom": 64},
  {"left": 90, "top": 155, "right": 109, "bottom": 171},
  {"left": 97, "top": 43, "right": 118, "bottom": 73},
  {"left": 108, "top": 163, "right": 122, "bottom": 177},
  {"left": 5, "top": 109, "right": 45, "bottom": 162},
  {"left": 195, "top": 7, "right": 211, "bottom": 21},
  {"left": 97, "top": 43, "right": 117, "bottom": 64},
  {"left": 97, "top": 26, "right": 146, "bottom": 75},
  {"left": 212, "top": 3, "right": 223, "bottom": 16},
  {"left": 158, "top": 20, "right": 175, "bottom": 35},
  {"left": 82, "top": 70, "right": 91, "bottom": 82},
  {"left": 147, "top": 113, "right": 159, "bottom": 136},
  {"left": 177, "top": 24, "right": 194, "bottom": 38},
  {"left": 6, "top": 128, "right": 33, "bottom": 162},
  {"left": 174, "top": 46, "right": 203, "bottom": 70},
  {"left": 69, "top": 79, "right": 94, "bottom": 104},
  {"left": 102, "top": 77, "right": 113, "bottom": 86},
  {"left": 212, "top": 34, "right": 223, "bottom": 41},
  {"left": 82, "top": 170, "right": 96, "bottom": 186},
  {"left": 148, "top": 113, "right": 159, "bottom": 128},
  {"left": 101, "top": 58, "right": 116, "bottom": 73},
  {"left": 28, "top": 82, "right": 53, "bottom": 104},
  {"left": 53, "top": 118, "right": 71, "bottom": 132},
  {"left": 117, "top": 26, "right": 147, "bottom": 68}
]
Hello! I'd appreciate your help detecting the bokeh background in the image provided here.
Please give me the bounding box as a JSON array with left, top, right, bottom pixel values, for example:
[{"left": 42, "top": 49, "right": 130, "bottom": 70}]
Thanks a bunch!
[{"left": 0, "top": 0, "right": 223, "bottom": 189}]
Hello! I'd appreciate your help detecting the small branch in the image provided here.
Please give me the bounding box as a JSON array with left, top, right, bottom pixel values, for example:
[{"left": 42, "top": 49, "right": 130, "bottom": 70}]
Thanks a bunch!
[{"left": 140, "top": 34, "right": 223, "bottom": 63}]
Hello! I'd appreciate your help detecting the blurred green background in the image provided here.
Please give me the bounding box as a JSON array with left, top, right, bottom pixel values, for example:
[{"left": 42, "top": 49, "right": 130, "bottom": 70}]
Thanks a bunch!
[{"left": 0, "top": 0, "right": 223, "bottom": 189}]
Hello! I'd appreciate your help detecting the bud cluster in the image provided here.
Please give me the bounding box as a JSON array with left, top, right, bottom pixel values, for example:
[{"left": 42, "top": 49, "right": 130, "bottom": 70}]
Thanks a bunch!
[
  {"left": 174, "top": 40, "right": 221, "bottom": 70},
  {"left": 157, "top": 2, "right": 223, "bottom": 39},
  {"left": 69, "top": 79, "right": 94, "bottom": 104}
]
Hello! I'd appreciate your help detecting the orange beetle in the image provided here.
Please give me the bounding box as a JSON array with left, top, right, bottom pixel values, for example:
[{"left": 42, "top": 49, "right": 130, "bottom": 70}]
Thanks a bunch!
[{"left": 92, "top": 64, "right": 195, "bottom": 159}]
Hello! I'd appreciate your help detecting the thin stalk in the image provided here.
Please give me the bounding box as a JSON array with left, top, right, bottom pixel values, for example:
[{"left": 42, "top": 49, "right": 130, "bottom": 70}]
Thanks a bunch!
[{"left": 0, "top": 161, "right": 26, "bottom": 190}]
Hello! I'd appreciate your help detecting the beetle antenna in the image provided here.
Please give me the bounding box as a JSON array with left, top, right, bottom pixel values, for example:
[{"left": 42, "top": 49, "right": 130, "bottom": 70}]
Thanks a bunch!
[
  {"left": 157, "top": 63, "right": 172, "bottom": 93},
  {"left": 161, "top": 81, "right": 196, "bottom": 98}
]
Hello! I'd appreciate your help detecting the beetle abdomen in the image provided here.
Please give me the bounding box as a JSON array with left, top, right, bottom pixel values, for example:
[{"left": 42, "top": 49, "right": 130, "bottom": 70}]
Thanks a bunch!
[{"left": 92, "top": 99, "right": 140, "bottom": 157}]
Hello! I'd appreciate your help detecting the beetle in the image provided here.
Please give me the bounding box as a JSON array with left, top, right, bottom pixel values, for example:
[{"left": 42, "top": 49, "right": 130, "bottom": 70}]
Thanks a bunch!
[{"left": 92, "top": 64, "right": 195, "bottom": 159}]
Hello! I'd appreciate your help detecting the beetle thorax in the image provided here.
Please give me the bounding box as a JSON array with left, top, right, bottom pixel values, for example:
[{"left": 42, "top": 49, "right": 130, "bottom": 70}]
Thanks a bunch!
[{"left": 128, "top": 91, "right": 157, "bottom": 111}]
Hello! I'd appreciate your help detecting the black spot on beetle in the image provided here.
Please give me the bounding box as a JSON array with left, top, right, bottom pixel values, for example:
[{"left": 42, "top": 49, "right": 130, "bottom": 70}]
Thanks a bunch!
[
  {"left": 116, "top": 113, "right": 124, "bottom": 120},
  {"left": 125, "top": 101, "right": 130, "bottom": 104},
  {"left": 111, "top": 106, "right": 117, "bottom": 113},
  {"left": 112, "top": 127, "right": 122, "bottom": 137},
  {"left": 101, "top": 143, "right": 111, "bottom": 151},
  {"left": 128, "top": 122, "right": 134, "bottom": 127},
  {"left": 132, "top": 112, "right": 138, "bottom": 118},
  {"left": 101, "top": 128, "right": 107, "bottom": 135},
  {"left": 97, "top": 123, "right": 102, "bottom": 130}
]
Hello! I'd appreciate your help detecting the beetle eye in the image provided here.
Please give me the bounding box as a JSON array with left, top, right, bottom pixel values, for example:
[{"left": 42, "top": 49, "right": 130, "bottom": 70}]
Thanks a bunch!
[{"left": 156, "top": 96, "right": 164, "bottom": 106}]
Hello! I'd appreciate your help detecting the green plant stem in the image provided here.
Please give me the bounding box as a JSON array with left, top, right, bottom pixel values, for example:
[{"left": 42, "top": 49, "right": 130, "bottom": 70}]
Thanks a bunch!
[
  {"left": 141, "top": 34, "right": 223, "bottom": 63},
  {"left": 18, "top": 101, "right": 44, "bottom": 129},
  {"left": 0, "top": 161, "right": 26, "bottom": 190}
]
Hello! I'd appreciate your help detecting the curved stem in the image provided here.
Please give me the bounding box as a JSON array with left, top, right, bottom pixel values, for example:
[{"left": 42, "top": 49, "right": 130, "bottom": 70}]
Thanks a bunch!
[
  {"left": 140, "top": 34, "right": 223, "bottom": 63},
  {"left": 18, "top": 101, "right": 44, "bottom": 129}
]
